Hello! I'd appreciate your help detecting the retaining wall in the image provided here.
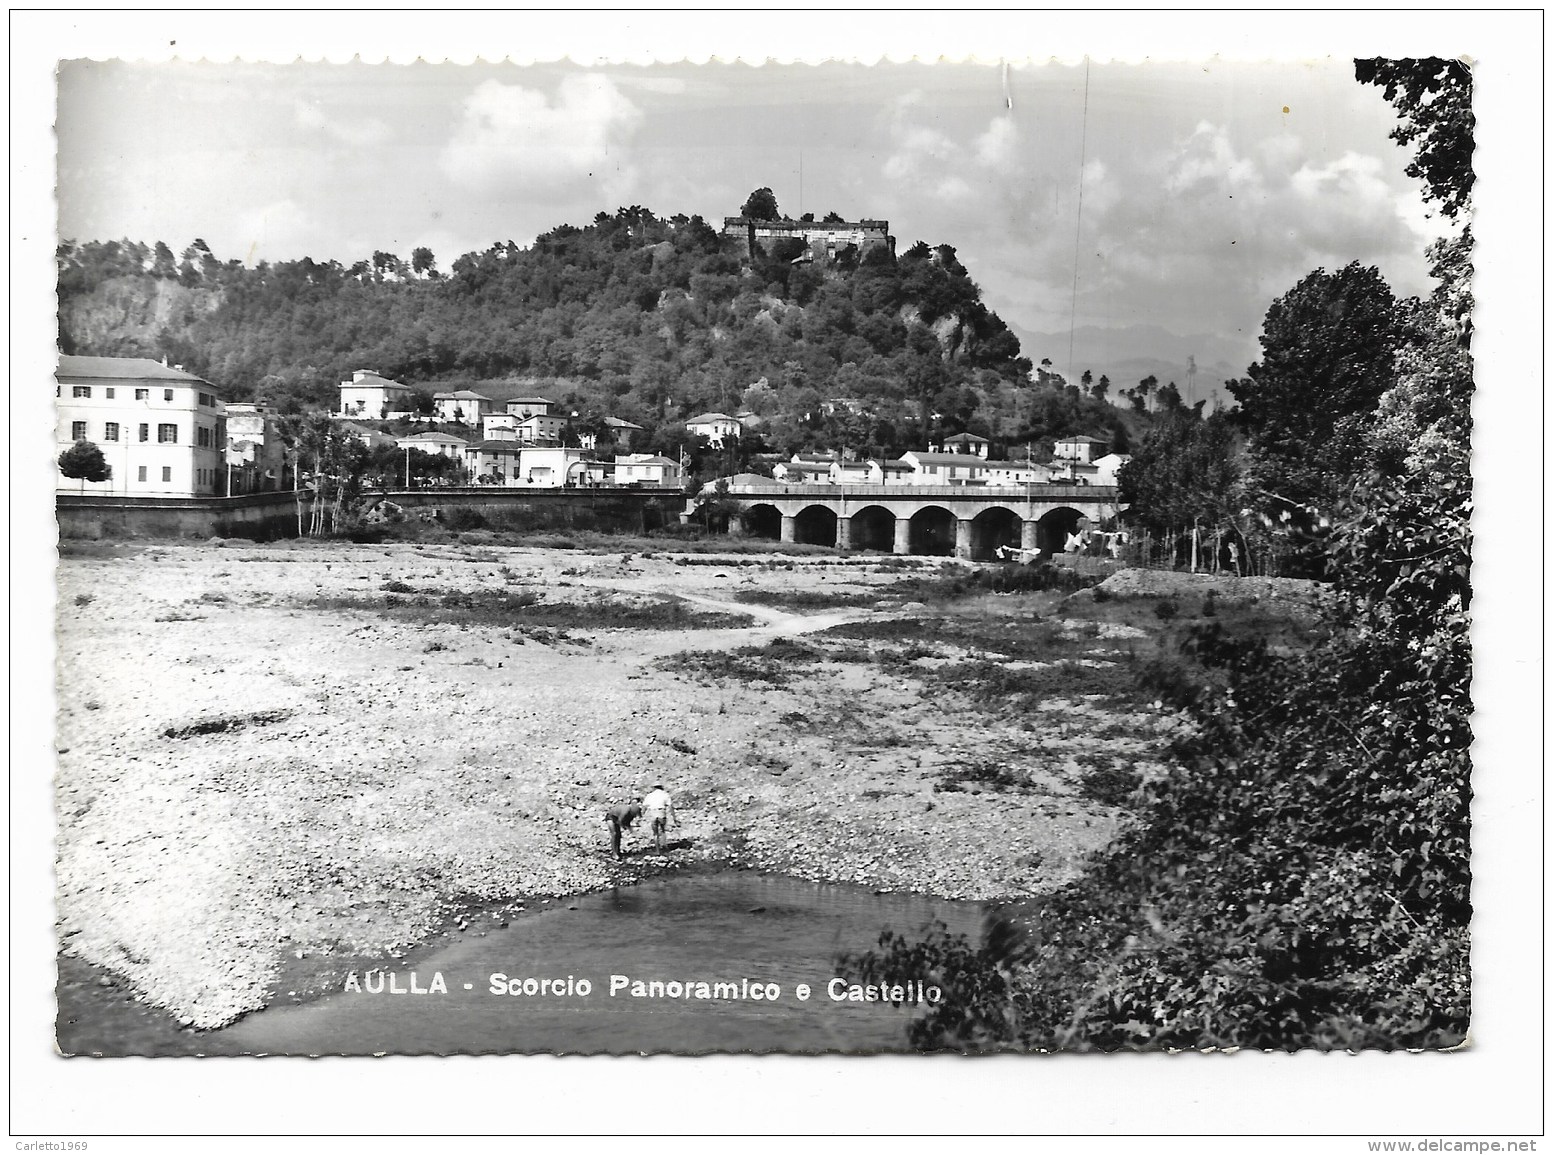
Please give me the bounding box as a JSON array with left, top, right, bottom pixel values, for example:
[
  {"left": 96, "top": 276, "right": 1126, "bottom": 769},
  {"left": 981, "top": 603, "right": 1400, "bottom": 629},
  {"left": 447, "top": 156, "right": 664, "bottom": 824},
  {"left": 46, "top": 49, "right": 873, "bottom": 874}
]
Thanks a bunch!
[
  {"left": 56, "top": 492, "right": 310, "bottom": 541},
  {"left": 373, "top": 486, "right": 687, "bottom": 534},
  {"left": 56, "top": 487, "right": 688, "bottom": 540}
]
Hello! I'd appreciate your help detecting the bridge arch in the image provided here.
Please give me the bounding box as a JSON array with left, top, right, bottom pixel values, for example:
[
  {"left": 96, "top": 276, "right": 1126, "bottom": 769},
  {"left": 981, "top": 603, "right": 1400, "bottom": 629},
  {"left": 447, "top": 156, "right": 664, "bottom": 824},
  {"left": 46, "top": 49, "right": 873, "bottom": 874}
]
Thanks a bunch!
[
  {"left": 793, "top": 503, "right": 838, "bottom": 547},
  {"left": 909, "top": 504, "right": 957, "bottom": 557},
  {"left": 1036, "top": 505, "right": 1088, "bottom": 553},
  {"left": 848, "top": 504, "right": 896, "bottom": 552},
  {"left": 970, "top": 506, "right": 1023, "bottom": 561},
  {"left": 740, "top": 502, "right": 782, "bottom": 540}
]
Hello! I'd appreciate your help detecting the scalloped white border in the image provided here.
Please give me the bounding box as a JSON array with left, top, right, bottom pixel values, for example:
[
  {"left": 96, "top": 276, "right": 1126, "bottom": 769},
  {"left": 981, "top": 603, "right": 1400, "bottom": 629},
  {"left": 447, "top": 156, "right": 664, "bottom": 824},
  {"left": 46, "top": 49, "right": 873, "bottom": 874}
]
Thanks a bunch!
[{"left": 11, "top": 8, "right": 1544, "bottom": 1147}]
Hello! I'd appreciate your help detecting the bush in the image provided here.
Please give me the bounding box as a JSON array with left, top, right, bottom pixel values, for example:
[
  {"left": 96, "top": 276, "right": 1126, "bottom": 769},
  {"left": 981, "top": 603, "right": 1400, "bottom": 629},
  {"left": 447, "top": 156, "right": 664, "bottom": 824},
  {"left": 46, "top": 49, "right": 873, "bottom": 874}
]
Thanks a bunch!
[{"left": 439, "top": 507, "right": 486, "bottom": 532}]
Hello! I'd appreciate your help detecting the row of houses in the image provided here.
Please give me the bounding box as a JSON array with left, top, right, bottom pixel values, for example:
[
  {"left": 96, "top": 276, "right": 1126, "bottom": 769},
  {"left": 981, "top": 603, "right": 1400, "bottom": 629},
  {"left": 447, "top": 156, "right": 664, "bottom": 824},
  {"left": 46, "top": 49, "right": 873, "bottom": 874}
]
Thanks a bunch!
[
  {"left": 336, "top": 369, "right": 647, "bottom": 451},
  {"left": 54, "top": 357, "right": 683, "bottom": 497},
  {"left": 766, "top": 437, "right": 1129, "bottom": 488}
]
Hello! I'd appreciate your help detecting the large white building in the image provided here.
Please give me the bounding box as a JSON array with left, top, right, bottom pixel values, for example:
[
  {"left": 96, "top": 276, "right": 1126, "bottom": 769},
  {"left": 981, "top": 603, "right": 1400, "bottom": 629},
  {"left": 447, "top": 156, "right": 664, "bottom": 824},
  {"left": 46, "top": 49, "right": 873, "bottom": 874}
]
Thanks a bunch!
[{"left": 56, "top": 356, "right": 226, "bottom": 497}]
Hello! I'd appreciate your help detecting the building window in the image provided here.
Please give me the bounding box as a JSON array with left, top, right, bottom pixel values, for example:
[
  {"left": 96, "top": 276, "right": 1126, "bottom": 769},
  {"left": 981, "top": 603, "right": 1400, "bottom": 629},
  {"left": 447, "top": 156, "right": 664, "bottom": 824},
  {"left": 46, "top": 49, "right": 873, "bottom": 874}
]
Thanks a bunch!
[
  {"left": 197, "top": 426, "right": 211, "bottom": 448},
  {"left": 138, "top": 423, "right": 149, "bottom": 442},
  {"left": 158, "top": 424, "right": 178, "bottom": 444},
  {"left": 104, "top": 422, "right": 120, "bottom": 442},
  {"left": 135, "top": 388, "right": 149, "bottom": 401},
  {"left": 137, "top": 466, "right": 147, "bottom": 482},
  {"left": 71, "top": 421, "right": 87, "bottom": 441},
  {"left": 199, "top": 392, "right": 215, "bottom": 408},
  {"left": 105, "top": 387, "right": 116, "bottom": 399},
  {"left": 162, "top": 467, "right": 172, "bottom": 483},
  {"left": 164, "top": 389, "right": 174, "bottom": 402},
  {"left": 72, "top": 386, "right": 91, "bottom": 398}
]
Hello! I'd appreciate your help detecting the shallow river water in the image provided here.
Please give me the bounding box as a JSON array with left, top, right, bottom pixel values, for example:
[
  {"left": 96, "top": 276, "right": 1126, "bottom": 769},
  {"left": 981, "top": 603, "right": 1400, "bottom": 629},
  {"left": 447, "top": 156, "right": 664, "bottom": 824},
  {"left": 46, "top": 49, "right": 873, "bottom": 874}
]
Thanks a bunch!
[{"left": 62, "top": 872, "right": 992, "bottom": 1055}]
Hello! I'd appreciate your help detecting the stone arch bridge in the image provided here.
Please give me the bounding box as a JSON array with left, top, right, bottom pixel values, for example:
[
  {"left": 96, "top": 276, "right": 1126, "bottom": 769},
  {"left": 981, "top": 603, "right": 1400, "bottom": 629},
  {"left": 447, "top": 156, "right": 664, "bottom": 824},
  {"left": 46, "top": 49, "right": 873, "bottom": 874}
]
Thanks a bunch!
[{"left": 690, "top": 482, "right": 1120, "bottom": 560}]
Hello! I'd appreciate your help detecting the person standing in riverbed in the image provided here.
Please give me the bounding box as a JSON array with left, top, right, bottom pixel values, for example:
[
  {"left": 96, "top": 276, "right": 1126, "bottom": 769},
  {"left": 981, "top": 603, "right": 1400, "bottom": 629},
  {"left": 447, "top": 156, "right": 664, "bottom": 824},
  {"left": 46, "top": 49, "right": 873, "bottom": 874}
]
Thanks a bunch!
[
  {"left": 605, "top": 798, "right": 643, "bottom": 860},
  {"left": 642, "top": 784, "right": 676, "bottom": 852}
]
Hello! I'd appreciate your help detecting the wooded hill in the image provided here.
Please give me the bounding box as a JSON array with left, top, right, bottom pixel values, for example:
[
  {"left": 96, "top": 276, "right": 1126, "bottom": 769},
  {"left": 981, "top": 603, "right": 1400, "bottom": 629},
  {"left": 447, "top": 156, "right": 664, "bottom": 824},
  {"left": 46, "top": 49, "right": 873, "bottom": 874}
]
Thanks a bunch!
[{"left": 57, "top": 205, "right": 1146, "bottom": 460}]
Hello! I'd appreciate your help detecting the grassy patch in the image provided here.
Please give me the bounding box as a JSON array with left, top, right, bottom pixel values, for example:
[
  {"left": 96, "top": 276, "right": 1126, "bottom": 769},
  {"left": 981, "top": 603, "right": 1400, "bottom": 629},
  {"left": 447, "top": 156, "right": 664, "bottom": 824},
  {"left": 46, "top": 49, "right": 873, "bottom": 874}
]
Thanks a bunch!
[
  {"left": 301, "top": 589, "right": 750, "bottom": 630},
  {"left": 734, "top": 588, "right": 880, "bottom": 610},
  {"left": 928, "top": 658, "right": 1136, "bottom": 707},
  {"left": 817, "top": 615, "right": 1072, "bottom": 661},
  {"left": 658, "top": 636, "right": 823, "bottom": 686}
]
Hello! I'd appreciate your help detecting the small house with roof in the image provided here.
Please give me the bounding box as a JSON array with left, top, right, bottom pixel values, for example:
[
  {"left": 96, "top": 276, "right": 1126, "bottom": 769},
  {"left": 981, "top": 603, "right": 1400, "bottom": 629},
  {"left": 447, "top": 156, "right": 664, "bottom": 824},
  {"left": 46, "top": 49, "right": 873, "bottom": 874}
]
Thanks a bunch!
[
  {"left": 771, "top": 456, "right": 833, "bottom": 483},
  {"left": 829, "top": 458, "right": 873, "bottom": 484},
  {"left": 338, "top": 369, "right": 415, "bottom": 419},
  {"left": 465, "top": 440, "right": 525, "bottom": 484},
  {"left": 518, "top": 445, "right": 594, "bottom": 487},
  {"left": 982, "top": 458, "right": 1054, "bottom": 486},
  {"left": 685, "top": 411, "right": 743, "bottom": 447},
  {"left": 432, "top": 390, "right": 496, "bottom": 424},
  {"left": 397, "top": 431, "right": 468, "bottom": 460},
  {"left": 932, "top": 432, "right": 990, "bottom": 459},
  {"left": 1089, "top": 452, "right": 1131, "bottom": 487},
  {"left": 514, "top": 412, "right": 568, "bottom": 443},
  {"left": 505, "top": 395, "right": 556, "bottom": 419},
  {"left": 338, "top": 421, "right": 398, "bottom": 450},
  {"left": 898, "top": 450, "right": 991, "bottom": 486},
  {"left": 614, "top": 453, "right": 683, "bottom": 488},
  {"left": 602, "top": 416, "right": 643, "bottom": 451},
  {"left": 1053, "top": 434, "right": 1108, "bottom": 464},
  {"left": 867, "top": 458, "right": 916, "bottom": 485}
]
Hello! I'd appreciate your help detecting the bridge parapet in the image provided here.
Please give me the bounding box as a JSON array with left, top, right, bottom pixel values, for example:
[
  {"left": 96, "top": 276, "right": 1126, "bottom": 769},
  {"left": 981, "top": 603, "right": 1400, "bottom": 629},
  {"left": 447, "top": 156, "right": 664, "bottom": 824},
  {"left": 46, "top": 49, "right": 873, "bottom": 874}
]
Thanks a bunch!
[{"left": 720, "top": 483, "right": 1117, "bottom": 500}]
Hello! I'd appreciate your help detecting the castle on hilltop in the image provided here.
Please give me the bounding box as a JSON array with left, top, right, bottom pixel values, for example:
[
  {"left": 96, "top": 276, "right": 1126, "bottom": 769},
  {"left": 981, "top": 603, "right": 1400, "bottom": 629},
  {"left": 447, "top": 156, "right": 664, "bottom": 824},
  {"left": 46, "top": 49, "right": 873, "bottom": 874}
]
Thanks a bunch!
[{"left": 721, "top": 216, "right": 894, "bottom": 264}]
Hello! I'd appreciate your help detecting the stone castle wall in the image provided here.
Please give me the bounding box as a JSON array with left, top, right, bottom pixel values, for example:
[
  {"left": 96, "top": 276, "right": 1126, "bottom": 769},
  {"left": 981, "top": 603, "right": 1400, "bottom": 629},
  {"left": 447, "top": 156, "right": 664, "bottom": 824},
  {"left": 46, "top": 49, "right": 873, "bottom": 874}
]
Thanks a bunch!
[{"left": 720, "top": 217, "right": 894, "bottom": 262}]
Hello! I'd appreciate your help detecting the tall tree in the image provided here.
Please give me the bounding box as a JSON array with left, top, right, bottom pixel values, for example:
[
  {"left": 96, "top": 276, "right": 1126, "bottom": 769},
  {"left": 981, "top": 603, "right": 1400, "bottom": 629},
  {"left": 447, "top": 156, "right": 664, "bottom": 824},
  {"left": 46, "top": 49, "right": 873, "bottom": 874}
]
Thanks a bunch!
[
  {"left": 739, "top": 187, "right": 780, "bottom": 221},
  {"left": 1116, "top": 410, "right": 1241, "bottom": 535},
  {"left": 1228, "top": 261, "right": 1402, "bottom": 522}
]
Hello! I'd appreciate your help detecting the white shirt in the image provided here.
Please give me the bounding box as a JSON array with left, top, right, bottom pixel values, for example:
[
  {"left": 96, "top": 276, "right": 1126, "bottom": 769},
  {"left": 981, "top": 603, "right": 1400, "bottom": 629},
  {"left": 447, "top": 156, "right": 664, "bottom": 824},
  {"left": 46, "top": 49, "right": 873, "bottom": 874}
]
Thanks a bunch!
[{"left": 642, "top": 789, "right": 674, "bottom": 821}]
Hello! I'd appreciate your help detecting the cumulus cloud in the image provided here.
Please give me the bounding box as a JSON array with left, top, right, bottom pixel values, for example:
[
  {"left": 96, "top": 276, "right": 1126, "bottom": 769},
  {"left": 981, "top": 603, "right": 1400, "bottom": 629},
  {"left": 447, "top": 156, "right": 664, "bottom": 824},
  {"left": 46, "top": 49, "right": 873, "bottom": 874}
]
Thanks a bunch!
[
  {"left": 996, "top": 116, "right": 1431, "bottom": 340},
  {"left": 440, "top": 75, "right": 642, "bottom": 193},
  {"left": 1078, "top": 158, "right": 1120, "bottom": 217},
  {"left": 884, "top": 99, "right": 1029, "bottom": 203},
  {"left": 1165, "top": 122, "right": 1263, "bottom": 197},
  {"left": 293, "top": 100, "right": 391, "bottom": 148},
  {"left": 974, "top": 115, "right": 1019, "bottom": 170}
]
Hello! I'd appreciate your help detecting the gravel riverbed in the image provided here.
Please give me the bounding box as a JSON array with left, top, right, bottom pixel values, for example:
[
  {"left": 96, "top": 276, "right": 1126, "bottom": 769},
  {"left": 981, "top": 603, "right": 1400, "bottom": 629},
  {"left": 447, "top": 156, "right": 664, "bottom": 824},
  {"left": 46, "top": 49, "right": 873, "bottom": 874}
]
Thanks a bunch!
[{"left": 56, "top": 539, "right": 1187, "bottom": 1030}]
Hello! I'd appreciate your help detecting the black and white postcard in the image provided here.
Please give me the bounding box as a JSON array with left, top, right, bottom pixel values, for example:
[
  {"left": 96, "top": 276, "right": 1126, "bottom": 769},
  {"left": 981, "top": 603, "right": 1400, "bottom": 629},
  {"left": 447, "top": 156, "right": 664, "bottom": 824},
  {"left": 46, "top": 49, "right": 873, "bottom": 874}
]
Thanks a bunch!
[{"left": 14, "top": 9, "right": 1543, "bottom": 1145}]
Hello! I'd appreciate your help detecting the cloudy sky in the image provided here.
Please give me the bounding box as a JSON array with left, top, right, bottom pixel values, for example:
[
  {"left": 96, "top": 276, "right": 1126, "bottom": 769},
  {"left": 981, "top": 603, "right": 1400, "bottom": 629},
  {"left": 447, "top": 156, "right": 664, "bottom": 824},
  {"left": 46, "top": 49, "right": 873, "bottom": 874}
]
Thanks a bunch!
[{"left": 59, "top": 57, "right": 1447, "bottom": 376}]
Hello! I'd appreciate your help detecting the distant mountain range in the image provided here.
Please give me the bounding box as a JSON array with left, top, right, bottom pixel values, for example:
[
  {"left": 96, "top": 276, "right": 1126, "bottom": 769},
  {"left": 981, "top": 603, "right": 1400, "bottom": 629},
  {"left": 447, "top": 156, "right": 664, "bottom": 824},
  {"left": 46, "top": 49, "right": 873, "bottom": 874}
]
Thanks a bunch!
[{"left": 1008, "top": 323, "right": 1259, "bottom": 411}]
